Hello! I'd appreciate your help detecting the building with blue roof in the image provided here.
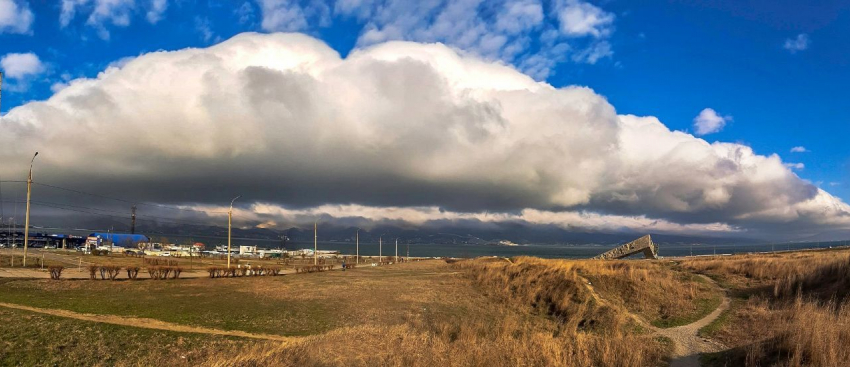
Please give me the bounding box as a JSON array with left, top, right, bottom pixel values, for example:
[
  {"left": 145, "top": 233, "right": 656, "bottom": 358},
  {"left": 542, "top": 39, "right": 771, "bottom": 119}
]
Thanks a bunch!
[{"left": 89, "top": 233, "right": 149, "bottom": 248}]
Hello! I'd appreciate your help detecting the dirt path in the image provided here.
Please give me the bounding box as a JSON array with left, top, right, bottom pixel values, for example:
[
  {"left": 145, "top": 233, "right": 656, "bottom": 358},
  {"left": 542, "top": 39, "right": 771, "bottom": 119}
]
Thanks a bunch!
[
  {"left": 578, "top": 273, "right": 730, "bottom": 367},
  {"left": 652, "top": 275, "right": 730, "bottom": 367},
  {"left": 0, "top": 301, "right": 297, "bottom": 343}
]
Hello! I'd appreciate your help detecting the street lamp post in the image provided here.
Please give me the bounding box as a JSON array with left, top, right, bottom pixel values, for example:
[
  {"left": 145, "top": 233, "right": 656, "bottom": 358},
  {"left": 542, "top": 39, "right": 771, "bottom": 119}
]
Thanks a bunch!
[
  {"left": 22, "top": 152, "right": 37, "bottom": 267},
  {"left": 227, "top": 195, "right": 240, "bottom": 268},
  {"left": 379, "top": 236, "right": 382, "bottom": 264},
  {"left": 313, "top": 222, "right": 318, "bottom": 265},
  {"left": 355, "top": 229, "right": 360, "bottom": 265},
  {"left": 395, "top": 238, "right": 398, "bottom": 263}
]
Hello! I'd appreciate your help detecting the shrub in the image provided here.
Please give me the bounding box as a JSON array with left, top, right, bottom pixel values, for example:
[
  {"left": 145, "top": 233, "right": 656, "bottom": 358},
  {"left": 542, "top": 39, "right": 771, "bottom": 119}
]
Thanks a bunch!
[
  {"left": 48, "top": 265, "right": 64, "bottom": 280},
  {"left": 144, "top": 258, "right": 179, "bottom": 266},
  {"left": 147, "top": 266, "right": 182, "bottom": 280},
  {"left": 147, "top": 266, "right": 161, "bottom": 280},
  {"left": 87, "top": 265, "right": 99, "bottom": 280},
  {"left": 126, "top": 266, "right": 140, "bottom": 279},
  {"left": 104, "top": 265, "right": 121, "bottom": 280}
]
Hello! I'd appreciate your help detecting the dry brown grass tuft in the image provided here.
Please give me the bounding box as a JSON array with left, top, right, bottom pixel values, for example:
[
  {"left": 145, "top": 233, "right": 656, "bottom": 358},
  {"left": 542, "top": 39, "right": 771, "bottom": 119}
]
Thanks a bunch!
[
  {"left": 458, "top": 257, "right": 719, "bottom": 328},
  {"left": 201, "top": 313, "right": 664, "bottom": 367}
]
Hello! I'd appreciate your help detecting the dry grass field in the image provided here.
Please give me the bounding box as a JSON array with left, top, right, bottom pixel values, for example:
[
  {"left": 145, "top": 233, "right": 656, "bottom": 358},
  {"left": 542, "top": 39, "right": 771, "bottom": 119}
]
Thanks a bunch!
[
  {"left": 0, "top": 256, "right": 718, "bottom": 366},
  {"left": 2, "top": 249, "right": 845, "bottom": 366},
  {"left": 682, "top": 248, "right": 850, "bottom": 367}
]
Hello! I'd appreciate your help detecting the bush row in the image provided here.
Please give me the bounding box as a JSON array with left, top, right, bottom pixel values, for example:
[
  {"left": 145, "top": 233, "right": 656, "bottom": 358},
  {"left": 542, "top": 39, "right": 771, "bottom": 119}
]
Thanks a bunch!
[
  {"left": 143, "top": 258, "right": 180, "bottom": 266},
  {"left": 207, "top": 266, "right": 282, "bottom": 278},
  {"left": 83, "top": 265, "right": 183, "bottom": 280}
]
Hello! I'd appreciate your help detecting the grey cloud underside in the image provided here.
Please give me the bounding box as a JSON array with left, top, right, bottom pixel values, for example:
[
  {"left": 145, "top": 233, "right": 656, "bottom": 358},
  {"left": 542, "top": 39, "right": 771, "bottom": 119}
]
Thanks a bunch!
[{"left": 1, "top": 33, "right": 848, "bottom": 239}]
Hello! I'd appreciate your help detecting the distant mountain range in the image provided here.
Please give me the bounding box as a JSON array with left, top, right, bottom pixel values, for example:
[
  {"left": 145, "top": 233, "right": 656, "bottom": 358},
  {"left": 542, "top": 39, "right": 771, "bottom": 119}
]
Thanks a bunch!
[{"left": 100, "top": 220, "right": 763, "bottom": 247}]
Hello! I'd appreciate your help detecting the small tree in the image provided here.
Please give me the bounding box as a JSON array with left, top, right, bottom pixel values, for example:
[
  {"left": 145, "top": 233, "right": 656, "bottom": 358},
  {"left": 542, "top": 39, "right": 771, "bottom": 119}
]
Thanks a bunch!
[
  {"left": 87, "top": 265, "right": 99, "bottom": 280},
  {"left": 48, "top": 265, "right": 64, "bottom": 280}
]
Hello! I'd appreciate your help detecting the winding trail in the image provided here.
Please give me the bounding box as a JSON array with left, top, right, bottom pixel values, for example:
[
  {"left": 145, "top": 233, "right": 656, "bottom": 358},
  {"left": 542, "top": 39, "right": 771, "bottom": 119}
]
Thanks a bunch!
[
  {"left": 652, "top": 275, "right": 730, "bottom": 367},
  {"left": 0, "top": 301, "right": 297, "bottom": 343},
  {"left": 579, "top": 273, "right": 730, "bottom": 367}
]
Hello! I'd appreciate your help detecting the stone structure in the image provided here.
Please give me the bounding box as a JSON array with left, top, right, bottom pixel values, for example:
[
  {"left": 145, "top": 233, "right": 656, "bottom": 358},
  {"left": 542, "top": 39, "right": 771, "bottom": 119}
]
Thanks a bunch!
[{"left": 594, "top": 235, "right": 658, "bottom": 260}]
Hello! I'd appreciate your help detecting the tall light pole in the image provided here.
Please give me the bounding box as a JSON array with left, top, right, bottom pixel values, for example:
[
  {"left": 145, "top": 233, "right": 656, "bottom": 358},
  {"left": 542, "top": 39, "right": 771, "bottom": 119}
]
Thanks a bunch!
[
  {"left": 355, "top": 229, "right": 360, "bottom": 265},
  {"left": 395, "top": 238, "right": 398, "bottom": 263},
  {"left": 313, "top": 222, "right": 318, "bottom": 265},
  {"left": 22, "top": 152, "right": 37, "bottom": 267},
  {"left": 227, "top": 195, "right": 240, "bottom": 268},
  {"left": 379, "top": 236, "right": 382, "bottom": 264}
]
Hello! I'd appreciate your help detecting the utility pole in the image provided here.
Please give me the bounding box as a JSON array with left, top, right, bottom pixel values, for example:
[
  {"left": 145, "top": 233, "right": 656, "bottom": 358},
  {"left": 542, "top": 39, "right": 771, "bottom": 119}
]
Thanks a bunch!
[
  {"left": 406, "top": 243, "right": 409, "bottom": 262},
  {"left": 313, "top": 222, "right": 318, "bottom": 265},
  {"left": 395, "top": 238, "right": 398, "bottom": 263},
  {"left": 23, "top": 152, "right": 37, "bottom": 267},
  {"left": 227, "top": 195, "right": 240, "bottom": 268},
  {"left": 379, "top": 236, "right": 382, "bottom": 264},
  {"left": 355, "top": 229, "right": 359, "bottom": 265},
  {"left": 131, "top": 205, "right": 137, "bottom": 234}
]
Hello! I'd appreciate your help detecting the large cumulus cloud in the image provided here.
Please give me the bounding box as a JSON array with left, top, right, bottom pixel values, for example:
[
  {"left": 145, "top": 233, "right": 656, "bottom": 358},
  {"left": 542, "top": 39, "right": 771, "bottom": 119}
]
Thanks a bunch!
[{"left": 1, "top": 32, "right": 847, "bottom": 238}]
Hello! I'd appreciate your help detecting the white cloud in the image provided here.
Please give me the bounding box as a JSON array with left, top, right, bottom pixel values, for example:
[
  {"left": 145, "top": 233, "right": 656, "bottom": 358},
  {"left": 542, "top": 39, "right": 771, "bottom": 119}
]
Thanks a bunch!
[
  {"left": 188, "top": 202, "right": 740, "bottom": 236},
  {"left": 1, "top": 33, "right": 847, "bottom": 237},
  {"left": 0, "top": 0, "right": 34, "bottom": 34},
  {"left": 790, "top": 146, "right": 808, "bottom": 153},
  {"left": 257, "top": 0, "right": 329, "bottom": 32},
  {"left": 60, "top": 0, "right": 170, "bottom": 39},
  {"left": 555, "top": 0, "right": 614, "bottom": 38},
  {"left": 784, "top": 33, "right": 809, "bottom": 53},
  {"left": 146, "top": 0, "right": 168, "bottom": 23},
  {"left": 495, "top": 0, "right": 543, "bottom": 34},
  {"left": 255, "top": 0, "right": 617, "bottom": 79},
  {"left": 236, "top": 2, "right": 256, "bottom": 24},
  {"left": 693, "top": 108, "right": 730, "bottom": 135},
  {"left": 571, "top": 40, "right": 611, "bottom": 64},
  {"left": 0, "top": 52, "right": 44, "bottom": 78},
  {"left": 195, "top": 16, "right": 215, "bottom": 42},
  {"left": 784, "top": 162, "right": 804, "bottom": 170}
]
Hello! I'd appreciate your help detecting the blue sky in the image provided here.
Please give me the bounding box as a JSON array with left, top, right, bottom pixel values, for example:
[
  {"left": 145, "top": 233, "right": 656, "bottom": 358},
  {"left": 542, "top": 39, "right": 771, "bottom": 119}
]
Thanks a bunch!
[{"left": 1, "top": 0, "right": 849, "bottom": 239}]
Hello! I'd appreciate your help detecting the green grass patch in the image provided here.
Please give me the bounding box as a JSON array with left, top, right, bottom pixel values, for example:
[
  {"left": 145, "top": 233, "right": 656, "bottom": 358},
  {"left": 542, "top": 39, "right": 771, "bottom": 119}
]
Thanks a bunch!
[
  {"left": 651, "top": 294, "right": 723, "bottom": 328},
  {"left": 698, "top": 306, "right": 732, "bottom": 338},
  {"left": 0, "top": 261, "right": 485, "bottom": 338},
  {"left": 0, "top": 307, "right": 252, "bottom": 367}
]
